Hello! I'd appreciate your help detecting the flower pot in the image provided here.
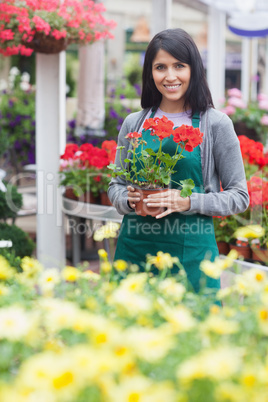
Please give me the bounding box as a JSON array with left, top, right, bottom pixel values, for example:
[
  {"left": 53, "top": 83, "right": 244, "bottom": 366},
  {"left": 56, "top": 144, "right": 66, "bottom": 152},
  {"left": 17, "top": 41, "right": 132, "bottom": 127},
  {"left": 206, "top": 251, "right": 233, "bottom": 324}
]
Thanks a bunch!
[
  {"left": 23, "top": 32, "right": 68, "bottom": 54},
  {"left": 251, "top": 248, "right": 268, "bottom": 263},
  {"left": 64, "top": 187, "right": 79, "bottom": 201},
  {"left": 64, "top": 188, "right": 97, "bottom": 204},
  {"left": 100, "top": 192, "right": 112, "bottom": 206},
  {"left": 229, "top": 244, "right": 252, "bottom": 260},
  {"left": 80, "top": 191, "right": 98, "bottom": 204},
  {"left": 134, "top": 187, "right": 169, "bottom": 217},
  {"left": 217, "top": 241, "right": 230, "bottom": 255}
]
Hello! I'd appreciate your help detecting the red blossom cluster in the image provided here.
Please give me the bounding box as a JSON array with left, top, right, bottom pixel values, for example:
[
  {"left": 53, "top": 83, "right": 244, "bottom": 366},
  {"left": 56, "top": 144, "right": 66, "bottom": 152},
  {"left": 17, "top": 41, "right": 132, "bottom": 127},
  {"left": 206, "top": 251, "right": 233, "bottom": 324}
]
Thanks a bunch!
[
  {"left": 60, "top": 140, "right": 117, "bottom": 170},
  {"left": 143, "top": 115, "right": 174, "bottom": 141},
  {"left": 173, "top": 124, "right": 203, "bottom": 152},
  {"left": 238, "top": 135, "right": 268, "bottom": 168},
  {"left": 247, "top": 176, "right": 268, "bottom": 210},
  {"left": 0, "top": 0, "right": 116, "bottom": 56},
  {"left": 142, "top": 116, "right": 203, "bottom": 150}
]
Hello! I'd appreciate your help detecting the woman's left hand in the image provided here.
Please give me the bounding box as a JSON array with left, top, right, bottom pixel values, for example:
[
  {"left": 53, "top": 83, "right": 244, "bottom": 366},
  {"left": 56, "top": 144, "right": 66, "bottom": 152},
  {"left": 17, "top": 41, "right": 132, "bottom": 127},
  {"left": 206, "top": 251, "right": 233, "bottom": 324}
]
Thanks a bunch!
[{"left": 143, "top": 189, "right": 190, "bottom": 219}]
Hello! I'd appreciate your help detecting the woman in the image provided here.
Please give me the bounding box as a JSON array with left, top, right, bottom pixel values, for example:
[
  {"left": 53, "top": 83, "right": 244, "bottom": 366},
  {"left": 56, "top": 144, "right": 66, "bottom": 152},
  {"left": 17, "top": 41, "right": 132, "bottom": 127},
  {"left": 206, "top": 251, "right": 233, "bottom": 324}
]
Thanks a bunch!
[{"left": 108, "top": 28, "right": 249, "bottom": 292}]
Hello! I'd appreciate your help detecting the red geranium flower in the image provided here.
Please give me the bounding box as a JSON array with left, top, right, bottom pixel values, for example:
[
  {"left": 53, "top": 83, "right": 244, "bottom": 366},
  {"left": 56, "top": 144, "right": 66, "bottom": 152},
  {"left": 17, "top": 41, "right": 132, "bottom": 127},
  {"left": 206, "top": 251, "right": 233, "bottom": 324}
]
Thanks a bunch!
[
  {"left": 173, "top": 125, "right": 203, "bottom": 152},
  {"left": 126, "top": 132, "right": 142, "bottom": 139}
]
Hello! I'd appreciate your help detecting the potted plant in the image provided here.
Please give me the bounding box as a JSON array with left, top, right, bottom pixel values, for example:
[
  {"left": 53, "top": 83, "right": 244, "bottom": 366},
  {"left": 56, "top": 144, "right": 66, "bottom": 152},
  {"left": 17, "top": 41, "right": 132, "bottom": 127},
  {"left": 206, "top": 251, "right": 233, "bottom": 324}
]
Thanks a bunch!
[
  {"left": 213, "top": 215, "right": 239, "bottom": 255},
  {"left": 59, "top": 140, "right": 117, "bottom": 203},
  {"left": 250, "top": 208, "right": 268, "bottom": 264},
  {"left": 221, "top": 88, "right": 268, "bottom": 144},
  {"left": 108, "top": 115, "right": 203, "bottom": 216},
  {"left": 0, "top": 0, "right": 115, "bottom": 57}
]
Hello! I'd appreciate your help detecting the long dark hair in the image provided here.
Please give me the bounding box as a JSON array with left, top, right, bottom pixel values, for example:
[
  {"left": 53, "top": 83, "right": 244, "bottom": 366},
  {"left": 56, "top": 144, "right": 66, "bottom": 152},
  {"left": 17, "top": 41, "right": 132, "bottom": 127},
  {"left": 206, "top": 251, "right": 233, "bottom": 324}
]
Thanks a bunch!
[{"left": 141, "top": 28, "right": 214, "bottom": 116}]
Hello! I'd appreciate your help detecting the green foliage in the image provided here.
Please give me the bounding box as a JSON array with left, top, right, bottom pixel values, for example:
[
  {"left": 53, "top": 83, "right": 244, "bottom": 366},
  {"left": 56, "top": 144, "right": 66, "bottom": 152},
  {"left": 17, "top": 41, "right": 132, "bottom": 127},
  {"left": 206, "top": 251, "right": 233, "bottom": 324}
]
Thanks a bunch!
[
  {"left": 0, "top": 182, "right": 23, "bottom": 221},
  {"left": 0, "top": 249, "right": 22, "bottom": 272},
  {"left": 0, "top": 223, "right": 35, "bottom": 258}
]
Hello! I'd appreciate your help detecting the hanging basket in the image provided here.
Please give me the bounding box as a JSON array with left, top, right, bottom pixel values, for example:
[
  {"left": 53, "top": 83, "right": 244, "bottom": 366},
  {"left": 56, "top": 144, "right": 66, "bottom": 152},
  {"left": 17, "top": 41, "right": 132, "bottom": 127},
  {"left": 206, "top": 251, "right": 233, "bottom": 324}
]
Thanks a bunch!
[{"left": 23, "top": 32, "right": 69, "bottom": 54}]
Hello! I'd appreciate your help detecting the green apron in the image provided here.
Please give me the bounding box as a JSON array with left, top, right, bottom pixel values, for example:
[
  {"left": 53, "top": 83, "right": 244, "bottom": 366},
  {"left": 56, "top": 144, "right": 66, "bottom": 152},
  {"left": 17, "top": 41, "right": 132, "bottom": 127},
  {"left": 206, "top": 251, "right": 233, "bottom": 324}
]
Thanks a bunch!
[{"left": 114, "top": 110, "right": 220, "bottom": 292}]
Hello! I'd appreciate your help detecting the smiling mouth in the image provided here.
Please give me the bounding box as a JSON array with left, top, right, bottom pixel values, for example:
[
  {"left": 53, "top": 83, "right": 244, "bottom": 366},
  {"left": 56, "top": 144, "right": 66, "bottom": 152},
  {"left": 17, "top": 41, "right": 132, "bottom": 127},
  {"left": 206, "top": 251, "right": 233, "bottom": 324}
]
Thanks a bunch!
[{"left": 164, "top": 84, "right": 181, "bottom": 89}]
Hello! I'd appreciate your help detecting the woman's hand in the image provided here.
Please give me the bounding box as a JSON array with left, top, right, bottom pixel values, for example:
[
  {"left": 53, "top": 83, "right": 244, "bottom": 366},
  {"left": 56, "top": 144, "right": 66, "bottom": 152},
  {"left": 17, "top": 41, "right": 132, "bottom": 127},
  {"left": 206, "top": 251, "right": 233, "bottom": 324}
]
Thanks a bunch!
[
  {"left": 143, "top": 189, "right": 190, "bottom": 219},
  {"left": 127, "top": 185, "right": 141, "bottom": 209}
]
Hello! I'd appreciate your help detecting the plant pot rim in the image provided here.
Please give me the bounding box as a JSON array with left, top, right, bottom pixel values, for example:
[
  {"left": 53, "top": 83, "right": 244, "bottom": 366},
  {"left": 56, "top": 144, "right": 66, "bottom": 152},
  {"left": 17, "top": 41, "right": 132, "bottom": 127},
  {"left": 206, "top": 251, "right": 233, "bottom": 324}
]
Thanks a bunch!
[{"left": 132, "top": 184, "right": 169, "bottom": 190}]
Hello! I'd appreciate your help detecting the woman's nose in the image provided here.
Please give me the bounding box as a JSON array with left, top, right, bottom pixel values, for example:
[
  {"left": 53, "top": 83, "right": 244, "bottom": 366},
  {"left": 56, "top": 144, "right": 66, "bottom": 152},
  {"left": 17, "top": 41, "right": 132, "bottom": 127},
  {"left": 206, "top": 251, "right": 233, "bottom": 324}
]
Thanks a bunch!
[{"left": 166, "top": 68, "right": 176, "bottom": 80}]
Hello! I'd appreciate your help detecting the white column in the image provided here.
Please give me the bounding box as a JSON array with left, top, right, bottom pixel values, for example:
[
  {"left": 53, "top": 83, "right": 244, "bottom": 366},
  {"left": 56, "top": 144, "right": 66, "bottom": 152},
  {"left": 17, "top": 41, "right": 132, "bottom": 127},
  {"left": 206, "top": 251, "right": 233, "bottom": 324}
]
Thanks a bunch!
[
  {"left": 207, "top": 6, "right": 226, "bottom": 108},
  {"left": 36, "top": 52, "right": 66, "bottom": 268},
  {"left": 251, "top": 37, "right": 258, "bottom": 101},
  {"left": 151, "top": 0, "right": 172, "bottom": 37},
  {"left": 241, "top": 37, "right": 250, "bottom": 104},
  {"left": 76, "top": 41, "right": 105, "bottom": 130}
]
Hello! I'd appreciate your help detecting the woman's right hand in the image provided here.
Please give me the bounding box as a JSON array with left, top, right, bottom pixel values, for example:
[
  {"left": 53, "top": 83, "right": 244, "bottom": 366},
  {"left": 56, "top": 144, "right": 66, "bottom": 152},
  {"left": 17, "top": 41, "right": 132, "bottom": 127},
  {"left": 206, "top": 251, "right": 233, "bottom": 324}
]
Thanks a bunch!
[{"left": 127, "top": 185, "right": 141, "bottom": 209}]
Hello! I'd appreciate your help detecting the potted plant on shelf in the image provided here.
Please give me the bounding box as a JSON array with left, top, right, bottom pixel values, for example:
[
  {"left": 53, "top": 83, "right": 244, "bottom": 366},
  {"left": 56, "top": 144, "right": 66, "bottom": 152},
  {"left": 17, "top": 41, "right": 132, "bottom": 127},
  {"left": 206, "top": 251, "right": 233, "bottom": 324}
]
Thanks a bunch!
[
  {"left": 107, "top": 115, "right": 203, "bottom": 217},
  {"left": 0, "top": 0, "right": 115, "bottom": 57},
  {"left": 230, "top": 224, "right": 265, "bottom": 260},
  {"left": 221, "top": 88, "right": 268, "bottom": 144},
  {"left": 213, "top": 215, "right": 239, "bottom": 255},
  {"left": 59, "top": 140, "right": 117, "bottom": 204}
]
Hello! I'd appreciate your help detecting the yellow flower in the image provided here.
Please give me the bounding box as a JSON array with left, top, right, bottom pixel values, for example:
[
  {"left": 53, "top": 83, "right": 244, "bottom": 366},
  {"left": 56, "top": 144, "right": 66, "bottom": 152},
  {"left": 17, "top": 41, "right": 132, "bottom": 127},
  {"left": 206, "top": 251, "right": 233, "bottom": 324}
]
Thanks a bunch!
[
  {"left": 21, "top": 256, "right": 43, "bottom": 275},
  {"left": 234, "top": 224, "right": 265, "bottom": 239},
  {"left": 125, "top": 326, "right": 174, "bottom": 362},
  {"left": 177, "top": 346, "right": 243, "bottom": 383},
  {"left": 100, "top": 261, "right": 112, "bottom": 274},
  {"left": 38, "top": 268, "right": 61, "bottom": 293},
  {"left": 0, "top": 306, "right": 34, "bottom": 341},
  {"left": 120, "top": 273, "right": 148, "bottom": 293},
  {"left": 146, "top": 251, "right": 179, "bottom": 270},
  {"left": 200, "top": 249, "right": 238, "bottom": 279},
  {"left": 98, "top": 249, "right": 108, "bottom": 259},
  {"left": 162, "top": 306, "right": 196, "bottom": 333},
  {"left": 113, "top": 259, "right": 128, "bottom": 271},
  {"left": 94, "top": 222, "right": 120, "bottom": 241},
  {"left": 158, "top": 278, "right": 186, "bottom": 302},
  {"left": 201, "top": 315, "right": 239, "bottom": 335},
  {"left": 81, "top": 270, "right": 100, "bottom": 282},
  {"left": 0, "top": 256, "right": 15, "bottom": 281},
  {"left": 39, "top": 298, "right": 80, "bottom": 333},
  {"left": 16, "top": 351, "right": 81, "bottom": 399},
  {"left": 61, "top": 266, "right": 81, "bottom": 282},
  {"left": 258, "top": 307, "right": 268, "bottom": 335},
  {"left": 108, "top": 288, "right": 152, "bottom": 316}
]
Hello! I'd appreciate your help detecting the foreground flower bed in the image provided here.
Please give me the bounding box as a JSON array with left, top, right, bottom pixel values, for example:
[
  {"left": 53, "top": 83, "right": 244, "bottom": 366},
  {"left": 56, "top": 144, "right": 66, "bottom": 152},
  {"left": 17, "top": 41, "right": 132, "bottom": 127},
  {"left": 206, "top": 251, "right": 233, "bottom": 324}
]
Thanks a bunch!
[{"left": 1, "top": 252, "right": 268, "bottom": 401}]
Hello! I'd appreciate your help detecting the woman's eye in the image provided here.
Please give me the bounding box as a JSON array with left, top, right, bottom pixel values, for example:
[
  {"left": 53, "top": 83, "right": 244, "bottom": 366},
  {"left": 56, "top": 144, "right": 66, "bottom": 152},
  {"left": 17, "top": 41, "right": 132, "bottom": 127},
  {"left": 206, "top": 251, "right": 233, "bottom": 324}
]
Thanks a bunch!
[
  {"left": 156, "top": 65, "right": 164, "bottom": 70},
  {"left": 176, "top": 63, "right": 184, "bottom": 68}
]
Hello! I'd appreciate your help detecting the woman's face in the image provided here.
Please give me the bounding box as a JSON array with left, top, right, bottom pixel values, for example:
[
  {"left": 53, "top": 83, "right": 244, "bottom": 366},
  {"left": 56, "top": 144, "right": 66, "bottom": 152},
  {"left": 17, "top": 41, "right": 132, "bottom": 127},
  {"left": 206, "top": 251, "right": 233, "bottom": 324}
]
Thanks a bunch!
[{"left": 152, "top": 48, "right": 191, "bottom": 113}]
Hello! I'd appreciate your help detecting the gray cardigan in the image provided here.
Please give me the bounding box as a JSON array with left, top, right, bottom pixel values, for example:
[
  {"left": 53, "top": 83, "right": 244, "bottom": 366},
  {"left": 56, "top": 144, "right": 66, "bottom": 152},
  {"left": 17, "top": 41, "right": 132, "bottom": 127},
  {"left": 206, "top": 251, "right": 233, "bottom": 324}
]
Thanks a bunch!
[{"left": 108, "top": 107, "right": 249, "bottom": 217}]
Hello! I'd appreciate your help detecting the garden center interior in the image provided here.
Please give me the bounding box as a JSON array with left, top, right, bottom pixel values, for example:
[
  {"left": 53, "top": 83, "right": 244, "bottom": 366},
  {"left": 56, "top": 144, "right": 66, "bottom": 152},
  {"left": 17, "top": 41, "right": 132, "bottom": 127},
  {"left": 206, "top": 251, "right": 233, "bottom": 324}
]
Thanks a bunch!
[
  {"left": 1, "top": 1, "right": 268, "bottom": 400},
  {"left": 0, "top": 0, "right": 268, "bottom": 274}
]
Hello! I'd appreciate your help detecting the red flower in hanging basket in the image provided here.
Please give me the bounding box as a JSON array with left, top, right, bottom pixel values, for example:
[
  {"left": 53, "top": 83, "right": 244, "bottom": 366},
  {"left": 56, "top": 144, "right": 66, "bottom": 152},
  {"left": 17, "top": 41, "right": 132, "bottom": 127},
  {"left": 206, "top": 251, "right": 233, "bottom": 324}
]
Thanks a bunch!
[{"left": 0, "top": 0, "right": 116, "bottom": 56}]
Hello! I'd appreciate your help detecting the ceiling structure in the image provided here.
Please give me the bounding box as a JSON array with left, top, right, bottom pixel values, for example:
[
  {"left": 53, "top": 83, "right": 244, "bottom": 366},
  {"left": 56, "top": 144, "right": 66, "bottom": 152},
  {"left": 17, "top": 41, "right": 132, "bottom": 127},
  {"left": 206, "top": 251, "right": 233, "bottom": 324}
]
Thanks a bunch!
[{"left": 198, "top": 0, "right": 268, "bottom": 14}]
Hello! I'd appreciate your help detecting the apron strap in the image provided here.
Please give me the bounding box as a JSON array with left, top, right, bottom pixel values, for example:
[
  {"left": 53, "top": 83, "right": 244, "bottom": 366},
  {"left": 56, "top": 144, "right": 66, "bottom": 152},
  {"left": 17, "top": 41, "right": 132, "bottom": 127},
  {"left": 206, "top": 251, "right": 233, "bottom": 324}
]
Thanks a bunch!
[{"left": 191, "top": 112, "right": 200, "bottom": 128}]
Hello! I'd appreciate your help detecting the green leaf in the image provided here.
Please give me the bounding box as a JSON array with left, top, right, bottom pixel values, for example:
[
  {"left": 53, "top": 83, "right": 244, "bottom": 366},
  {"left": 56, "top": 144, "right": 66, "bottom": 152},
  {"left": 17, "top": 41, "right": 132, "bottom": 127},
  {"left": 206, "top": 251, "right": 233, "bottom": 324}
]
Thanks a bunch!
[
  {"left": 107, "top": 163, "right": 117, "bottom": 170},
  {"left": 180, "top": 179, "right": 195, "bottom": 198},
  {"left": 144, "top": 148, "right": 157, "bottom": 156},
  {"left": 124, "top": 158, "right": 131, "bottom": 163}
]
